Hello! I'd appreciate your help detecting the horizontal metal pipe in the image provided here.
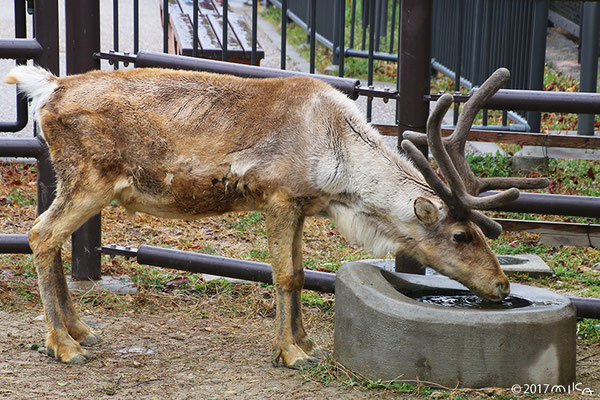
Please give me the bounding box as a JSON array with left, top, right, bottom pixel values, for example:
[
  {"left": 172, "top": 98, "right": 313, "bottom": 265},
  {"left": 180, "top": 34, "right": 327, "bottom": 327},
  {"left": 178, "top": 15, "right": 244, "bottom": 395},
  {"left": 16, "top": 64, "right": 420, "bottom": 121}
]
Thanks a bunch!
[
  {"left": 90, "top": 245, "right": 600, "bottom": 319},
  {"left": 0, "top": 38, "right": 43, "bottom": 59},
  {"left": 0, "top": 234, "right": 31, "bottom": 254},
  {"left": 483, "top": 191, "right": 600, "bottom": 218},
  {"left": 480, "top": 89, "right": 600, "bottom": 114},
  {"left": 570, "top": 297, "right": 600, "bottom": 320},
  {"left": 341, "top": 47, "right": 398, "bottom": 62},
  {"left": 0, "top": 138, "right": 44, "bottom": 158},
  {"left": 136, "top": 244, "right": 336, "bottom": 293},
  {"left": 134, "top": 50, "right": 360, "bottom": 99}
]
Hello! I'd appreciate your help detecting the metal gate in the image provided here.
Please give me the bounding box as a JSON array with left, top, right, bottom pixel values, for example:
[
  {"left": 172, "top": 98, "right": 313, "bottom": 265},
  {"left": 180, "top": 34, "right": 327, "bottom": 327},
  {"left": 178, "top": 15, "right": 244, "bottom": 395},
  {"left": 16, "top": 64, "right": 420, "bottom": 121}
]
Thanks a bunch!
[{"left": 0, "top": 0, "right": 599, "bottom": 318}]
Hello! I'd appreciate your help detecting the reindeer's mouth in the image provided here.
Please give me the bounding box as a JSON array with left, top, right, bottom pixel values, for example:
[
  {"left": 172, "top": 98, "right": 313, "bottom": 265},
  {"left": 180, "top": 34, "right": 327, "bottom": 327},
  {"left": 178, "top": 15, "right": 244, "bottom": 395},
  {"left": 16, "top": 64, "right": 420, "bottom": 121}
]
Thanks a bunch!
[{"left": 451, "top": 276, "right": 510, "bottom": 303}]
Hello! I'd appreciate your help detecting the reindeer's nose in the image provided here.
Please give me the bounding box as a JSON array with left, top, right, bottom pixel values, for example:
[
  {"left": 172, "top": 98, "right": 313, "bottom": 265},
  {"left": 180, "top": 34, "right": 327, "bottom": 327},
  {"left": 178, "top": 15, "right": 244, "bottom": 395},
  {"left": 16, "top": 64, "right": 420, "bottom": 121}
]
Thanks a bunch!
[{"left": 496, "top": 281, "right": 510, "bottom": 299}]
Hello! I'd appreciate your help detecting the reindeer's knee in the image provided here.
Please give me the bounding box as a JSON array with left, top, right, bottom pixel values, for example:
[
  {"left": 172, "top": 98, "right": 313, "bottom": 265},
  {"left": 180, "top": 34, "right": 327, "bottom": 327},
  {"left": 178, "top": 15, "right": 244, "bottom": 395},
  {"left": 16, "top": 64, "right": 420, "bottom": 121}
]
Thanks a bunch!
[
  {"left": 274, "top": 271, "right": 304, "bottom": 292},
  {"left": 28, "top": 225, "right": 44, "bottom": 253}
]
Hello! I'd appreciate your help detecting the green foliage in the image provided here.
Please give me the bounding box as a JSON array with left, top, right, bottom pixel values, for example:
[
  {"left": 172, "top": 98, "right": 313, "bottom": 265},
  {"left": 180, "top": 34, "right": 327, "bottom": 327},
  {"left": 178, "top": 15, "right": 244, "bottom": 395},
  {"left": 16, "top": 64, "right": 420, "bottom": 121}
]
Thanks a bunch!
[
  {"left": 228, "top": 212, "right": 265, "bottom": 233},
  {"left": 6, "top": 188, "right": 36, "bottom": 206},
  {"left": 129, "top": 267, "right": 231, "bottom": 295},
  {"left": 300, "top": 355, "right": 437, "bottom": 396},
  {"left": 245, "top": 248, "right": 269, "bottom": 262},
  {"left": 301, "top": 291, "right": 334, "bottom": 313},
  {"left": 466, "top": 152, "right": 514, "bottom": 178},
  {"left": 577, "top": 319, "right": 600, "bottom": 344},
  {"left": 546, "top": 158, "right": 600, "bottom": 197}
]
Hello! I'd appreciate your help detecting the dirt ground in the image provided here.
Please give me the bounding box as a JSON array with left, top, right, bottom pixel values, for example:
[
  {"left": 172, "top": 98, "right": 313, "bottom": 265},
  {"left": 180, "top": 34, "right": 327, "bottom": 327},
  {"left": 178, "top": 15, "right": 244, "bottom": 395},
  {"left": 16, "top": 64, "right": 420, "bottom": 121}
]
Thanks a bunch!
[
  {"left": 0, "top": 303, "right": 401, "bottom": 400},
  {"left": 0, "top": 289, "right": 598, "bottom": 400}
]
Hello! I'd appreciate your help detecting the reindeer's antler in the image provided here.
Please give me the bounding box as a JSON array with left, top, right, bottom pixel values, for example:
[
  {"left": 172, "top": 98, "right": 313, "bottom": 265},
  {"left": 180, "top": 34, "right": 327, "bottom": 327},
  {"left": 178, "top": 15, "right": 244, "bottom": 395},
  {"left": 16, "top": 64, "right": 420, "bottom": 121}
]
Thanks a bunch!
[{"left": 401, "top": 68, "right": 549, "bottom": 239}]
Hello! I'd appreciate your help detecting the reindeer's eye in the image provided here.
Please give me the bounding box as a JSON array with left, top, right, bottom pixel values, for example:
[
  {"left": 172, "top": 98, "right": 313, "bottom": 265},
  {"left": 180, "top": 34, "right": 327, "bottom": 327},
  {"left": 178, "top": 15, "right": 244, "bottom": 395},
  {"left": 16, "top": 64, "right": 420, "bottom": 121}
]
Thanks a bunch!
[{"left": 453, "top": 232, "right": 469, "bottom": 243}]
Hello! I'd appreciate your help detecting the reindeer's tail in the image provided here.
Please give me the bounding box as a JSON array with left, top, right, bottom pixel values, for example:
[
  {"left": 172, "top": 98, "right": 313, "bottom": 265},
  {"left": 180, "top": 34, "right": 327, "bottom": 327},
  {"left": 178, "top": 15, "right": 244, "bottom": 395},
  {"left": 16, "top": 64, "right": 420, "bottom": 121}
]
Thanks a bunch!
[{"left": 4, "top": 66, "right": 58, "bottom": 130}]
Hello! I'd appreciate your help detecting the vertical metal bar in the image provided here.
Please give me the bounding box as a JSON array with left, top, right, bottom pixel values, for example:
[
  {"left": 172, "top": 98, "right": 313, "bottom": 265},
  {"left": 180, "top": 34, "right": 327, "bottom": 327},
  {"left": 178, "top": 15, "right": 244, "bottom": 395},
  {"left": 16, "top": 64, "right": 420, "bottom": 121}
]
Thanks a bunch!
[
  {"left": 361, "top": 0, "right": 367, "bottom": 50},
  {"left": 309, "top": 0, "right": 316, "bottom": 73},
  {"left": 113, "top": 0, "right": 119, "bottom": 69},
  {"left": 333, "top": 0, "right": 340, "bottom": 65},
  {"left": 133, "top": 0, "right": 139, "bottom": 54},
  {"left": 470, "top": 0, "right": 483, "bottom": 87},
  {"left": 252, "top": 0, "right": 258, "bottom": 65},
  {"left": 338, "top": 0, "right": 345, "bottom": 77},
  {"left": 9, "top": 0, "right": 28, "bottom": 134},
  {"left": 389, "top": 0, "right": 397, "bottom": 54},
  {"left": 163, "top": 0, "right": 169, "bottom": 53},
  {"left": 381, "top": 0, "right": 388, "bottom": 38},
  {"left": 527, "top": 0, "right": 548, "bottom": 133},
  {"left": 367, "top": 0, "right": 375, "bottom": 122},
  {"left": 350, "top": 0, "right": 356, "bottom": 49},
  {"left": 395, "top": 0, "right": 401, "bottom": 124},
  {"left": 396, "top": 0, "right": 431, "bottom": 275},
  {"left": 374, "top": 0, "right": 381, "bottom": 51},
  {"left": 34, "top": 0, "right": 60, "bottom": 216},
  {"left": 15, "top": 0, "right": 26, "bottom": 39},
  {"left": 193, "top": 0, "right": 198, "bottom": 57},
  {"left": 222, "top": 0, "right": 228, "bottom": 61},
  {"left": 480, "top": 0, "right": 492, "bottom": 127},
  {"left": 578, "top": 2, "right": 600, "bottom": 136},
  {"left": 281, "top": 0, "right": 287, "bottom": 69},
  {"left": 65, "top": 0, "right": 102, "bottom": 281},
  {"left": 453, "top": 0, "right": 463, "bottom": 126}
]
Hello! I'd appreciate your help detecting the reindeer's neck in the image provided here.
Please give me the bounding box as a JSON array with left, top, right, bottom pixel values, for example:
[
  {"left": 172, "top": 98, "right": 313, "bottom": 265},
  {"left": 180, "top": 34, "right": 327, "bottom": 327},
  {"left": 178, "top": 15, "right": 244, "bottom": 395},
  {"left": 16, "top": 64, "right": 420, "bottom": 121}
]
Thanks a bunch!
[{"left": 323, "top": 115, "right": 439, "bottom": 256}]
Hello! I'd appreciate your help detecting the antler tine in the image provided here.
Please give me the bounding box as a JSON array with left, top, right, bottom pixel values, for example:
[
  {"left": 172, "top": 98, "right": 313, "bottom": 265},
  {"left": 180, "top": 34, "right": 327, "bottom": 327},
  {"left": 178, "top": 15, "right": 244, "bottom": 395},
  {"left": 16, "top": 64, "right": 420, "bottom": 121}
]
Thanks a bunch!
[
  {"left": 450, "top": 68, "right": 511, "bottom": 154},
  {"left": 402, "top": 134, "right": 507, "bottom": 236},
  {"left": 402, "top": 91, "right": 454, "bottom": 146},
  {"left": 478, "top": 176, "right": 550, "bottom": 192},
  {"left": 440, "top": 68, "right": 549, "bottom": 203},
  {"left": 425, "top": 94, "right": 522, "bottom": 210},
  {"left": 400, "top": 139, "right": 459, "bottom": 212},
  {"left": 468, "top": 210, "right": 503, "bottom": 239}
]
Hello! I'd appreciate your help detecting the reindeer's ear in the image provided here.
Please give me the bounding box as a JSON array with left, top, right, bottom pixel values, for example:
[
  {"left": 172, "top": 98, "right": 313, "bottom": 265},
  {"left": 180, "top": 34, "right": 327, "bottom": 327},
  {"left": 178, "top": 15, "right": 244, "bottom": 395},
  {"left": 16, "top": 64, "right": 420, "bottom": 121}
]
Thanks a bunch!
[{"left": 414, "top": 197, "right": 440, "bottom": 227}]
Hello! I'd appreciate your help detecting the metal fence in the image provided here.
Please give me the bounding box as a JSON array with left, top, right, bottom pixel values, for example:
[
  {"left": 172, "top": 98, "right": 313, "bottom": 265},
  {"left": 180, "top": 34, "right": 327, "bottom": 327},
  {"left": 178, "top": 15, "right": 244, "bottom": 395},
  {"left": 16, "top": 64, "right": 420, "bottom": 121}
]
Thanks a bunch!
[{"left": 0, "top": 0, "right": 600, "bottom": 317}]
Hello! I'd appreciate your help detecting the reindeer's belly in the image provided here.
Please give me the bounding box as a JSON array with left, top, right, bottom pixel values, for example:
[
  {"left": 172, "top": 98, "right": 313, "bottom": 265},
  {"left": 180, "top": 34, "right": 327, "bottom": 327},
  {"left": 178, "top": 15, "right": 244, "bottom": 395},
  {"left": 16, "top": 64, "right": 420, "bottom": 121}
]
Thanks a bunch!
[{"left": 112, "top": 165, "right": 262, "bottom": 219}]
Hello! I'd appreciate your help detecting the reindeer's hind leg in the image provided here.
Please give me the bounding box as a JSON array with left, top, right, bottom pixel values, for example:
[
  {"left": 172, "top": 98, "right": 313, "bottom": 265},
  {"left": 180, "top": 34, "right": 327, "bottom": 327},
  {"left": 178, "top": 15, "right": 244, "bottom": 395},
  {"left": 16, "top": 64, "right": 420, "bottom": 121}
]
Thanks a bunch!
[
  {"left": 29, "top": 185, "right": 111, "bottom": 364},
  {"left": 266, "top": 192, "right": 320, "bottom": 368}
]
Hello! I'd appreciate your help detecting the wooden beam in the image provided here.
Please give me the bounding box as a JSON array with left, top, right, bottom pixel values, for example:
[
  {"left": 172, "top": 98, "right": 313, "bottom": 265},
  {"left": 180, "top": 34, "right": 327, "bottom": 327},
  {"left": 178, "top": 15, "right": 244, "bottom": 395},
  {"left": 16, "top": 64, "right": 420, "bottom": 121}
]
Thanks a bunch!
[{"left": 374, "top": 124, "right": 600, "bottom": 150}]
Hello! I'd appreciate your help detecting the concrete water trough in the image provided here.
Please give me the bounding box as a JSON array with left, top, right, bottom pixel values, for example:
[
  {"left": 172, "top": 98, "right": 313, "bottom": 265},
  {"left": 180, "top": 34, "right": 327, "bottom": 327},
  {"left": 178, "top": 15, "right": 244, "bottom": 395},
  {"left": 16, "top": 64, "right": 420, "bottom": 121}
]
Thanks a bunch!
[{"left": 334, "top": 262, "right": 576, "bottom": 388}]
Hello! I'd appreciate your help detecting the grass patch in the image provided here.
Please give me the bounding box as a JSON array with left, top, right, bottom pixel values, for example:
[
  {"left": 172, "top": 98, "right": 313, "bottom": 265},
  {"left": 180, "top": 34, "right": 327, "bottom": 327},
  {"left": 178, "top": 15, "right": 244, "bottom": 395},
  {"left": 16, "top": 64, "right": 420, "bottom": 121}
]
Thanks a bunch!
[{"left": 228, "top": 211, "right": 265, "bottom": 233}]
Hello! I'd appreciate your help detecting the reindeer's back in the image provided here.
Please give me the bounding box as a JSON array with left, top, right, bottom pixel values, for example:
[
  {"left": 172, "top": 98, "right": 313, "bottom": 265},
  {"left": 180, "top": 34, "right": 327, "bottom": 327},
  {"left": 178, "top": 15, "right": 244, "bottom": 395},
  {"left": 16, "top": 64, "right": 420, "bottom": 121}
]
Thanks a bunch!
[{"left": 37, "top": 68, "right": 338, "bottom": 216}]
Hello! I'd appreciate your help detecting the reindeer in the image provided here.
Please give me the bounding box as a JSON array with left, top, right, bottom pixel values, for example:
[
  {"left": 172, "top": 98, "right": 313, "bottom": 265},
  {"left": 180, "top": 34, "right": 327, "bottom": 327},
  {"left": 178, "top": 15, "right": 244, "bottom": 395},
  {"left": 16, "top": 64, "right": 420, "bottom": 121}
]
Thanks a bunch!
[{"left": 3, "top": 66, "right": 547, "bottom": 368}]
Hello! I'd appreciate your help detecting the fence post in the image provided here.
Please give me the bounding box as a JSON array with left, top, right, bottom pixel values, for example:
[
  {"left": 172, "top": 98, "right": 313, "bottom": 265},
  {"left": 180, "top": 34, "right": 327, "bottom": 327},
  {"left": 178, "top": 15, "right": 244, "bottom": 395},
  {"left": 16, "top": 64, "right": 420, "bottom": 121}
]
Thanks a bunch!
[
  {"left": 34, "top": 0, "right": 60, "bottom": 216},
  {"left": 395, "top": 0, "right": 432, "bottom": 274},
  {"left": 66, "top": 0, "right": 102, "bottom": 280},
  {"left": 577, "top": 2, "right": 600, "bottom": 136},
  {"left": 527, "top": 0, "right": 548, "bottom": 133}
]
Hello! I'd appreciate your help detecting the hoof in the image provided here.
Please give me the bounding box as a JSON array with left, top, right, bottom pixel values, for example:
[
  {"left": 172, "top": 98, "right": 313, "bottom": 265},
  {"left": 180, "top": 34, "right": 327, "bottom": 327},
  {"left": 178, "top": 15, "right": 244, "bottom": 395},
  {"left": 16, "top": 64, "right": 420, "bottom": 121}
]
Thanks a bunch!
[
  {"left": 46, "top": 331, "right": 90, "bottom": 364},
  {"left": 272, "top": 343, "right": 321, "bottom": 369},
  {"left": 79, "top": 333, "right": 101, "bottom": 346},
  {"left": 66, "top": 353, "right": 87, "bottom": 365}
]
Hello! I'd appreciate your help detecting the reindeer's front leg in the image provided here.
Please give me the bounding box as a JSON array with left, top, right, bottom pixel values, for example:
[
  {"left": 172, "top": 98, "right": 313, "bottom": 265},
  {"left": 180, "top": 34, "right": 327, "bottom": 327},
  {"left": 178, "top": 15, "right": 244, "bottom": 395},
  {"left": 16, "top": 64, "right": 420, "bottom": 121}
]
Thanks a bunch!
[{"left": 266, "top": 194, "right": 319, "bottom": 368}]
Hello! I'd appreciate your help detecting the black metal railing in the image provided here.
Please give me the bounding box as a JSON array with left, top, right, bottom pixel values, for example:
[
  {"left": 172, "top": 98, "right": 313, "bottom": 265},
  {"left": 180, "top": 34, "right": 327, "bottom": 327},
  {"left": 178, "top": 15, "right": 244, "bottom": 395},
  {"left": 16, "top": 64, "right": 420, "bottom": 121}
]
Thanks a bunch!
[{"left": 1, "top": 0, "right": 600, "bottom": 317}]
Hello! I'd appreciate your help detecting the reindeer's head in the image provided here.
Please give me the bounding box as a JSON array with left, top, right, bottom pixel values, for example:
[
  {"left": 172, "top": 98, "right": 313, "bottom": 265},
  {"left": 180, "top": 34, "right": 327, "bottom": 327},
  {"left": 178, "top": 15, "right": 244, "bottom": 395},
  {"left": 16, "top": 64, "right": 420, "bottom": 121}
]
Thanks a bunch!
[{"left": 400, "top": 68, "right": 549, "bottom": 301}]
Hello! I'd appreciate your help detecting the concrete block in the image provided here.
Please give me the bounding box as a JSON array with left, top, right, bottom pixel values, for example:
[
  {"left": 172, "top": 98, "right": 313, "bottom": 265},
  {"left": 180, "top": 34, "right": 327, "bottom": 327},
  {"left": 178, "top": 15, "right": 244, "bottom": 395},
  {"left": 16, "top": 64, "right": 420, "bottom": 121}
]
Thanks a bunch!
[
  {"left": 513, "top": 131, "right": 600, "bottom": 171},
  {"left": 334, "top": 262, "right": 576, "bottom": 388},
  {"left": 497, "top": 254, "right": 553, "bottom": 277},
  {"left": 68, "top": 275, "right": 137, "bottom": 295}
]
